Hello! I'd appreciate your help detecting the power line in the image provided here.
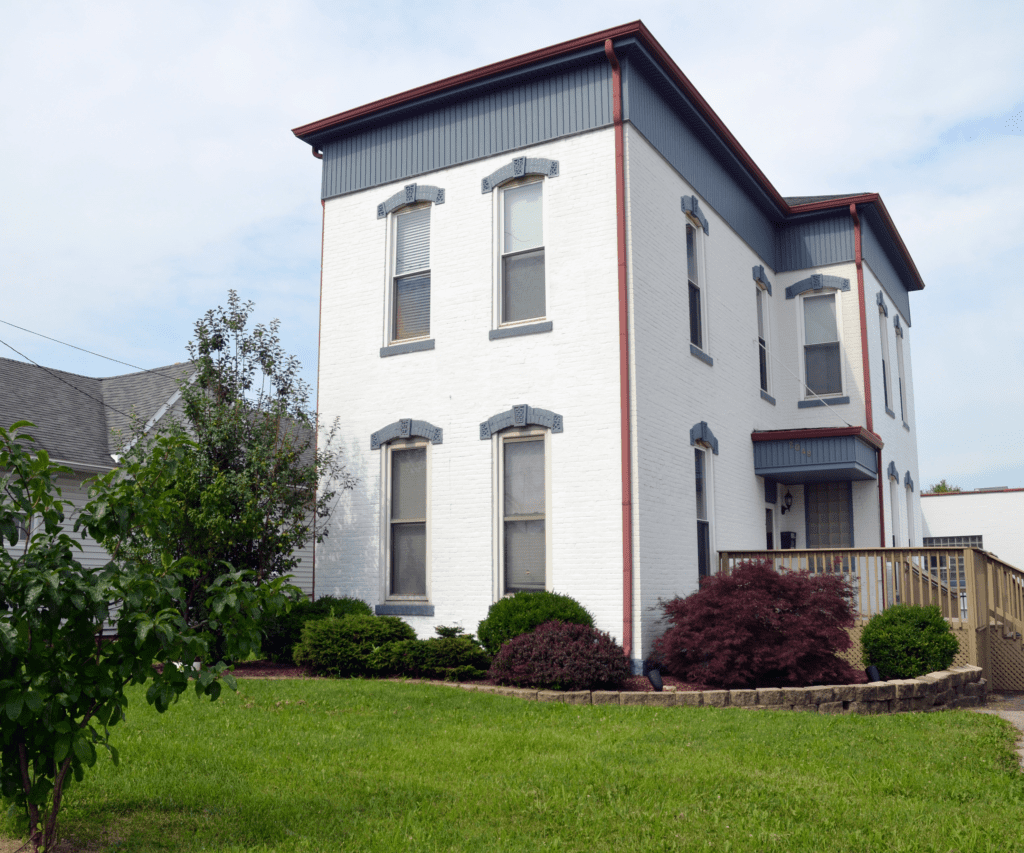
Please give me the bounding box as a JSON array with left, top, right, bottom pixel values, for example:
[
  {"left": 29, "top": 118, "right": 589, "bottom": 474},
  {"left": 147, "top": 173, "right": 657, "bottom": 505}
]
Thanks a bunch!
[
  {"left": 0, "top": 336, "right": 136, "bottom": 422},
  {"left": 0, "top": 318, "right": 185, "bottom": 378}
]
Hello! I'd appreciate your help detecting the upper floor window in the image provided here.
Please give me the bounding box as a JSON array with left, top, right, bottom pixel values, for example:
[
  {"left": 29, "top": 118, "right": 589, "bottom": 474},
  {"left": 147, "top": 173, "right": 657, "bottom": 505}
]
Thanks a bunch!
[
  {"left": 500, "top": 179, "right": 545, "bottom": 325},
  {"left": 802, "top": 293, "right": 842, "bottom": 398},
  {"left": 895, "top": 327, "right": 908, "bottom": 423},
  {"left": 687, "top": 224, "right": 706, "bottom": 352},
  {"left": 756, "top": 286, "right": 769, "bottom": 394},
  {"left": 879, "top": 308, "right": 893, "bottom": 414},
  {"left": 391, "top": 204, "right": 431, "bottom": 342}
]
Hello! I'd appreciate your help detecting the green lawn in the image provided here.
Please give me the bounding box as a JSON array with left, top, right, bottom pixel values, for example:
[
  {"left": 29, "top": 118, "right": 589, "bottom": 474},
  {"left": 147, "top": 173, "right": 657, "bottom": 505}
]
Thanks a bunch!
[{"left": 4, "top": 679, "right": 1023, "bottom": 852}]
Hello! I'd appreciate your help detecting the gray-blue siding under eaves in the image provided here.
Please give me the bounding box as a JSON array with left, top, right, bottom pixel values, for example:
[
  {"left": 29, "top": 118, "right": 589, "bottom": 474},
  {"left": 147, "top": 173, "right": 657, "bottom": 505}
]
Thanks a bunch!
[
  {"left": 319, "top": 59, "right": 612, "bottom": 200},
  {"left": 753, "top": 434, "right": 878, "bottom": 484}
]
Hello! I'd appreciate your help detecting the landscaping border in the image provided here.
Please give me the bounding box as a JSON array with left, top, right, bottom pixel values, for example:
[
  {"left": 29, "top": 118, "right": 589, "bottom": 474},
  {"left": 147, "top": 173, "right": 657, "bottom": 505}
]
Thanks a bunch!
[{"left": 438, "top": 666, "right": 988, "bottom": 714}]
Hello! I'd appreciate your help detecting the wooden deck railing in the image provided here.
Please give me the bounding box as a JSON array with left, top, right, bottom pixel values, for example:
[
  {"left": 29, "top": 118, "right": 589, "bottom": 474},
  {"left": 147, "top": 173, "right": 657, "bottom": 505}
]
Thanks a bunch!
[{"left": 718, "top": 548, "right": 1024, "bottom": 630}]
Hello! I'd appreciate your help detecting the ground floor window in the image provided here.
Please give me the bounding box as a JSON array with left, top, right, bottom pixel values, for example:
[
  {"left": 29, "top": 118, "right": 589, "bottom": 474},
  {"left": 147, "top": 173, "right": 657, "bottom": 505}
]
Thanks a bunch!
[
  {"left": 388, "top": 443, "right": 428, "bottom": 597},
  {"left": 501, "top": 434, "right": 547, "bottom": 592},
  {"left": 695, "top": 447, "right": 711, "bottom": 577}
]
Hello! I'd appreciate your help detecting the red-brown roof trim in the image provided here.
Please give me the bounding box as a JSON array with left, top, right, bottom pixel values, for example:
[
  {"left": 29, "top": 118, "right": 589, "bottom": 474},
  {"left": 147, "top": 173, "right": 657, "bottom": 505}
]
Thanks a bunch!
[{"left": 751, "top": 426, "right": 884, "bottom": 451}]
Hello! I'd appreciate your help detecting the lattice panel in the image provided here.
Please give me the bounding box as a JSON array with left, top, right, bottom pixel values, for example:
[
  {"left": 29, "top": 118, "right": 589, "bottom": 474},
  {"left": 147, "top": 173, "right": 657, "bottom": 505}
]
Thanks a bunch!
[
  {"left": 838, "top": 626, "right": 865, "bottom": 669},
  {"left": 950, "top": 626, "right": 973, "bottom": 669},
  {"left": 989, "top": 631, "right": 1024, "bottom": 692}
]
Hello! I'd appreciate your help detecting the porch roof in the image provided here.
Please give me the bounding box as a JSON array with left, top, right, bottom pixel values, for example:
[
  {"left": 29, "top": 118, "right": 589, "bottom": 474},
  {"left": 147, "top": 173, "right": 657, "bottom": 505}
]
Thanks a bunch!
[{"left": 751, "top": 426, "right": 882, "bottom": 485}]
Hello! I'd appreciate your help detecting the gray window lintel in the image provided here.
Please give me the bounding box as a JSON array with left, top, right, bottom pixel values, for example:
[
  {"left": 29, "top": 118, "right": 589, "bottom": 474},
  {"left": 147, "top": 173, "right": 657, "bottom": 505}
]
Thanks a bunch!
[
  {"left": 785, "top": 274, "right": 851, "bottom": 299},
  {"left": 689, "top": 420, "right": 719, "bottom": 455},
  {"left": 375, "top": 604, "right": 435, "bottom": 617},
  {"left": 753, "top": 265, "right": 772, "bottom": 296},
  {"left": 681, "top": 195, "right": 709, "bottom": 235},
  {"left": 480, "top": 404, "right": 563, "bottom": 440},
  {"left": 377, "top": 183, "right": 445, "bottom": 219},
  {"left": 371, "top": 418, "right": 444, "bottom": 450},
  {"left": 481, "top": 157, "right": 559, "bottom": 193},
  {"left": 876, "top": 291, "right": 888, "bottom": 316}
]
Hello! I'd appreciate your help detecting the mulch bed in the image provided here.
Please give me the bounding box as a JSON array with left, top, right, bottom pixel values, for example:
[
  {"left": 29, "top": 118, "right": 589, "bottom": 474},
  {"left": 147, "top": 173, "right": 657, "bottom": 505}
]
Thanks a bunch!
[{"left": 228, "top": 660, "right": 703, "bottom": 692}]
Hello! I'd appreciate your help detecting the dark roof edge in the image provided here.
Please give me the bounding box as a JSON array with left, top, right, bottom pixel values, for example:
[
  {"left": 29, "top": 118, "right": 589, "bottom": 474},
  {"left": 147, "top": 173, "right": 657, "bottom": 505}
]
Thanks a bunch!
[{"left": 294, "top": 20, "right": 924, "bottom": 293}]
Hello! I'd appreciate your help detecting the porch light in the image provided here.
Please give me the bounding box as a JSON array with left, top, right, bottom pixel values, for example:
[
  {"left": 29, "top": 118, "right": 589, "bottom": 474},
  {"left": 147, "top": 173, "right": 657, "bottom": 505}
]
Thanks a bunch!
[{"left": 781, "top": 490, "right": 793, "bottom": 514}]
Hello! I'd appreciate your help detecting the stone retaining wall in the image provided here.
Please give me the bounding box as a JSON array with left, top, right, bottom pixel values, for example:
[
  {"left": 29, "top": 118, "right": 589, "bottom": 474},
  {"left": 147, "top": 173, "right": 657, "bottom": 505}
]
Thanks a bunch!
[{"left": 444, "top": 665, "right": 988, "bottom": 714}]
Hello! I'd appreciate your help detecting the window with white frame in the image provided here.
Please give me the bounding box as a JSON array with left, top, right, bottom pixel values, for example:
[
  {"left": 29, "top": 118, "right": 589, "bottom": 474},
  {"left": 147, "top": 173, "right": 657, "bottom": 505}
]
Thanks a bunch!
[
  {"left": 687, "top": 223, "right": 705, "bottom": 351},
  {"left": 905, "top": 484, "right": 914, "bottom": 546},
  {"left": 695, "top": 446, "right": 712, "bottom": 578},
  {"left": 895, "top": 330, "right": 908, "bottom": 423},
  {"left": 802, "top": 292, "right": 843, "bottom": 398},
  {"left": 499, "top": 179, "right": 545, "bottom": 325},
  {"left": 879, "top": 308, "right": 892, "bottom": 413},
  {"left": 386, "top": 441, "right": 429, "bottom": 598},
  {"left": 390, "top": 205, "right": 431, "bottom": 342},
  {"left": 756, "top": 285, "right": 770, "bottom": 394},
  {"left": 889, "top": 475, "right": 901, "bottom": 548},
  {"left": 499, "top": 431, "right": 548, "bottom": 592}
]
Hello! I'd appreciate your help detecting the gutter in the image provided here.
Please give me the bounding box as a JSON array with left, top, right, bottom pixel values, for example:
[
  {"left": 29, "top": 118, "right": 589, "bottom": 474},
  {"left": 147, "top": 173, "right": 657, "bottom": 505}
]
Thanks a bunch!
[
  {"left": 604, "top": 38, "right": 635, "bottom": 663},
  {"left": 850, "top": 203, "right": 887, "bottom": 549}
]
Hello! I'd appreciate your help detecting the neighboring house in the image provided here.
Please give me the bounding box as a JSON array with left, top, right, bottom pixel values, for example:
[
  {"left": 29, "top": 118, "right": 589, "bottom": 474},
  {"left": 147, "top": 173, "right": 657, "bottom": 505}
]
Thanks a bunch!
[
  {"left": 295, "top": 21, "right": 926, "bottom": 670},
  {"left": 921, "top": 488, "right": 1024, "bottom": 571},
  {"left": 0, "top": 357, "right": 316, "bottom": 595}
]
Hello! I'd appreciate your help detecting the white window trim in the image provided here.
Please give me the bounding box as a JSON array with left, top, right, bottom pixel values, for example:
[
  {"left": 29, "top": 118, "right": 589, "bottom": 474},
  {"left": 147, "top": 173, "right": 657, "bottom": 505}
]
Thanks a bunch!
[
  {"left": 492, "top": 427, "right": 553, "bottom": 598},
  {"left": 686, "top": 215, "right": 710, "bottom": 356},
  {"left": 879, "top": 308, "right": 893, "bottom": 413},
  {"left": 798, "top": 289, "right": 847, "bottom": 400},
  {"left": 693, "top": 442, "right": 716, "bottom": 577},
  {"left": 756, "top": 281, "right": 771, "bottom": 396},
  {"left": 895, "top": 329, "right": 908, "bottom": 424},
  {"left": 379, "top": 438, "right": 431, "bottom": 603},
  {"left": 383, "top": 202, "right": 432, "bottom": 347},
  {"left": 492, "top": 176, "right": 547, "bottom": 331}
]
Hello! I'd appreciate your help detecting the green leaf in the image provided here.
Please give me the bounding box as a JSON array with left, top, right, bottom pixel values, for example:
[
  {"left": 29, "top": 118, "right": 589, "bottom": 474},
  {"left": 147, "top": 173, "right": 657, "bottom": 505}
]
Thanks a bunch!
[
  {"left": 54, "top": 733, "right": 72, "bottom": 763},
  {"left": 23, "top": 690, "right": 43, "bottom": 714},
  {"left": 4, "top": 693, "right": 23, "bottom": 721},
  {"left": 73, "top": 734, "right": 97, "bottom": 766}
]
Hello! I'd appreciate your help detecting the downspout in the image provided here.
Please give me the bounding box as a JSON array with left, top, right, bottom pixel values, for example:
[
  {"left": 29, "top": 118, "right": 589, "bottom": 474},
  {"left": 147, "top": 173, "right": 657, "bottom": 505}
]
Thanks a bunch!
[
  {"left": 850, "top": 203, "right": 886, "bottom": 549},
  {"left": 311, "top": 146, "right": 323, "bottom": 160},
  {"left": 312, "top": 198, "right": 326, "bottom": 600},
  {"left": 605, "top": 38, "right": 635, "bottom": 662}
]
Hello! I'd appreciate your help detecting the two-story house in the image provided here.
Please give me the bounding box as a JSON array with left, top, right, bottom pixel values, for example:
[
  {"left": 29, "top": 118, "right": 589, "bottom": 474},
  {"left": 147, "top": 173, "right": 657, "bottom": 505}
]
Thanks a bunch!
[{"left": 295, "top": 21, "right": 925, "bottom": 670}]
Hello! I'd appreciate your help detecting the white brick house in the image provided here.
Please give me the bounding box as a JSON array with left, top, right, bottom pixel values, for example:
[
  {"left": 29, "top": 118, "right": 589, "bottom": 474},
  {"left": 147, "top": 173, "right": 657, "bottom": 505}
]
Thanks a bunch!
[{"left": 296, "top": 21, "right": 927, "bottom": 669}]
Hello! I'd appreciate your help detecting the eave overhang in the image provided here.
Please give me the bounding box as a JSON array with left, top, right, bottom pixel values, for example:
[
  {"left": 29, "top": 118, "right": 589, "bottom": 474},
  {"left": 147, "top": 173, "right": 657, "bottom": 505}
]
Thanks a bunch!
[{"left": 752, "top": 427, "right": 883, "bottom": 485}]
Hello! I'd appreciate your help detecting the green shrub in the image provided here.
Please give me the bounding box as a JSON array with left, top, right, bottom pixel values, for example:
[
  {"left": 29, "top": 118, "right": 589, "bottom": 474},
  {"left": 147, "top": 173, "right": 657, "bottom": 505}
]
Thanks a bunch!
[
  {"left": 261, "top": 595, "right": 372, "bottom": 663},
  {"left": 371, "top": 636, "right": 491, "bottom": 681},
  {"left": 477, "top": 591, "right": 594, "bottom": 655},
  {"left": 488, "top": 621, "right": 631, "bottom": 691},
  {"left": 861, "top": 604, "right": 959, "bottom": 679},
  {"left": 293, "top": 614, "right": 414, "bottom": 676}
]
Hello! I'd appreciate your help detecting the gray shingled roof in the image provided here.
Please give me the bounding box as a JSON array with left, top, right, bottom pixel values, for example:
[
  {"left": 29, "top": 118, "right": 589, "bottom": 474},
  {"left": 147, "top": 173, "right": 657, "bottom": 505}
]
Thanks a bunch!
[
  {"left": 785, "top": 193, "right": 868, "bottom": 206},
  {"left": 0, "top": 357, "right": 193, "bottom": 471}
]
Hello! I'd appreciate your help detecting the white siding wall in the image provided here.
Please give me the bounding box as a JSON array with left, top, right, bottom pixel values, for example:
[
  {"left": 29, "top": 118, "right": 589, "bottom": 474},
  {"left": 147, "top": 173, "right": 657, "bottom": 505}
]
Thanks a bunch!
[{"left": 317, "top": 129, "right": 624, "bottom": 640}]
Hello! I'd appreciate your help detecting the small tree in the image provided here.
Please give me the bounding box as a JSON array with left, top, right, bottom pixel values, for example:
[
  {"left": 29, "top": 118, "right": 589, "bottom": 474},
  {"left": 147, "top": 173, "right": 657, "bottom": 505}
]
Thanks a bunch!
[
  {"left": 926, "top": 479, "right": 961, "bottom": 494},
  {"left": 111, "top": 291, "right": 355, "bottom": 657},
  {"left": 652, "top": 559, "right": 863, "bottom": 689},
  {"left": 1, "top": 423, "right": 288, "bottom": 851}
]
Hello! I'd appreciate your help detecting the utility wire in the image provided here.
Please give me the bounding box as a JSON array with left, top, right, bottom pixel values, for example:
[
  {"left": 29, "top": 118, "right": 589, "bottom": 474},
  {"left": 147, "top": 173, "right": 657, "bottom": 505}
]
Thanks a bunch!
[
  {"left": 0, "top": 336, "right": 136, "bottom": 422},
  {"left": 0, "top": 318, "right": 186, "bottom": 378},
  {"left": 760, "top": 336, "right": 855, "bottom": 428}
]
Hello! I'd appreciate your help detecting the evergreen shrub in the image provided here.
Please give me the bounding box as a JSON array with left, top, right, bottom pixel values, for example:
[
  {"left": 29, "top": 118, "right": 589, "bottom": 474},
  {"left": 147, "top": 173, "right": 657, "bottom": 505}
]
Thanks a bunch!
[
  {"left": 477, "top": 591, "right": 594, "bottom": 655},
  {"left": 652, "top": 559, "right": 863, "bottom": 688},
  {"left": 293, "top": 614, "right": 414, "bottom": 676},
  {"left": 371, "top": 635, "right": 492, "bottom": 681},
  {"left": 488, "top": 621, "right": 631, "bottom": 691},
  {"left": 861, "top": 604, "right": 959, "bottom": 679},
  {"left": 261, "top": 595, "right": 372, "bottom": 663}
]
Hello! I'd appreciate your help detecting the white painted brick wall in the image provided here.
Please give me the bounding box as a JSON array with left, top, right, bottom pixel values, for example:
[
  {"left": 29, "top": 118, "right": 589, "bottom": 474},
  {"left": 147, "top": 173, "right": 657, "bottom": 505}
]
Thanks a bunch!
[{"left": 317, "top": 129, "right": 624, "bottom": 640}]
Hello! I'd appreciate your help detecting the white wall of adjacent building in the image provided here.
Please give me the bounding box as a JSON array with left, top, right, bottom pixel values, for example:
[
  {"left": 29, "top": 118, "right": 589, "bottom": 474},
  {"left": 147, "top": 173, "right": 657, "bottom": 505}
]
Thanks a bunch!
[{"left": 921, "top": 490, "right": 1024, "bottom": 570}]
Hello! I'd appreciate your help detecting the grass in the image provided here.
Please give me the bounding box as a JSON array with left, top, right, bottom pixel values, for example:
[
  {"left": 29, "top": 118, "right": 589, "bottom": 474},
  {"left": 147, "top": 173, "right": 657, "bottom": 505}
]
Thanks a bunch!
[{"left": 3, "top": 678, "right": 1023, "bottom": 852}]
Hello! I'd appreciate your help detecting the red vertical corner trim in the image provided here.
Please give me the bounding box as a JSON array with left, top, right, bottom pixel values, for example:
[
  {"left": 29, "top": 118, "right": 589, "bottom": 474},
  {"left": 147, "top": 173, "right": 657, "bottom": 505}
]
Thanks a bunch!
[
  {"left": 605, "top": 39, "right": 634, "bottom": 660},
  {"left": 851, "top": 203, "right": 885, "bottom": 548},
  {"left": 312, "top": 198, "right": 326, "bottom": 600}
]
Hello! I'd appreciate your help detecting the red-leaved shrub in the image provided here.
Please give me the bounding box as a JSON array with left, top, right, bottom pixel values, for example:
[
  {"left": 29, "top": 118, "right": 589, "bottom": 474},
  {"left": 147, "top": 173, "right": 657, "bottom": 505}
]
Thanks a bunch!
[
  {"left": 652, "top": 559, "right": 864, "bottom": 689},
  {"left": 488, "top": 621, "right": 631, "bottom": 691}
]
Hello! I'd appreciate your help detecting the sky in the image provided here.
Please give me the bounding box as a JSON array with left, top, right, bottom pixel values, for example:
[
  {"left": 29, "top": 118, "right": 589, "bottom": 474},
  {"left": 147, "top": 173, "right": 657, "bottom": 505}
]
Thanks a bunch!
[{"left": 2, "top": 0, "right": 1022, "bottom": 492}]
